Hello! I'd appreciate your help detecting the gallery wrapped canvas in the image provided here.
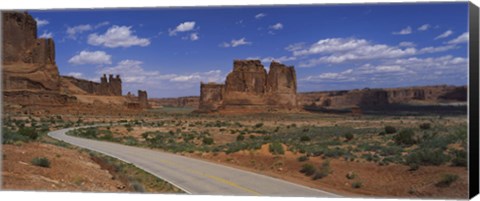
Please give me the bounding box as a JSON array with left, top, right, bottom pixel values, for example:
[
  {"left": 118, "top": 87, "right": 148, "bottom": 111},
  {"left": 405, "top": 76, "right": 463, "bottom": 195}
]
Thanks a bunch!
[{"left": 1, "top": 1, "right": 479, "bottom": 200}]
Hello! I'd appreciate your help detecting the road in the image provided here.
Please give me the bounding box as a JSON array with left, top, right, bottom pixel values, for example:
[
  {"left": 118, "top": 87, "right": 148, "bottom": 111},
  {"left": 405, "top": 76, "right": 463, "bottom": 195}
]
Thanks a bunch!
[{"left": 48, "top": 126, "right": 340, "bottom": 197}]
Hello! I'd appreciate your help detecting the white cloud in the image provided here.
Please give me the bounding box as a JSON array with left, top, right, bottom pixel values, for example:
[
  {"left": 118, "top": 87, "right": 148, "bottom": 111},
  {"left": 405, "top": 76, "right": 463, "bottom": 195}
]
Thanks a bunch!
[
  {"left": 170, "top": 70, "right": 223, "bottom": 83},
  {"left": 301, "top": 55, "right": 466, "bottom": 84},
  {"left": 293, "top": 38, "right": 417, "bottom": 67},
  {"left": 255, "top": 13, "right": 266, "bottom": 19},
  {"left": 68, "top": 50, "right": 112, "bottom": 65},
  {"left": 435, "top": 30, "right": 453, "bottom": 40},
  {"left": 393, "top": 26, "right": 412, "bottom": 35},
  {"left": 285, "top": 42, "right": 306, "bottom": 52},
  {"left": 39, "top": 31, "right": 53, "bottom": 38},
  {"left": 66, "top": 72, "right": 84, "bottom": 78},
  {"left": 399, "top": 41, "right": 416, "bottom": 47},
  {"left": 418, "top": 45, "right": 457, "bottom": 54},
  {"left": 67, "top": 24, "right": 93, "bottom": 39},
  {"left": 417, "top": 24, "right": 431, "bottom": 31},
  {"left": 94, "top": 21, "right": 110, "bottom": 29},
  {"left": 220, "top": 37, "right": 251, "bottom": 48},
  {"left": 169, "top": 21, "right": 196, "bottom": 36},
  {"left": 88, "top": 25, "right": 150, "bottom": 48},
  {"left": 269, "top": 23, "right": 283, "bottom": 30},
  {"left": 190, "top": 33, "right": 199, "bottom": 41},
  {"left": 35, "top": 18, "right": 49, "bottom": 27},
  {"left": 447, "top": 32, "right": 469, "bottom": 44},
  {"left": 258, "top": 56, "right": 297, "bottom": 63}
]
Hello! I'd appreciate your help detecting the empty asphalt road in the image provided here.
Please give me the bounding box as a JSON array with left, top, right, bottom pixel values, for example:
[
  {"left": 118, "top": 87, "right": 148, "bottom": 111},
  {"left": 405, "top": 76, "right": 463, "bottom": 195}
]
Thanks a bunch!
[{"left": 48, "top": 126, "right": 340, "bottom": 197}]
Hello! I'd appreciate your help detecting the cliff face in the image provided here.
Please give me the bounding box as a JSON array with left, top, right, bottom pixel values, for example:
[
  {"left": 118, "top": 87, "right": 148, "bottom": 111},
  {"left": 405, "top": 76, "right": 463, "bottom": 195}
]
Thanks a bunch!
[
  {"left": 198, "top": 60, "right": 298, "bottom": 112},
  {"left": 298, "top": 85, "right": 467, "bottom": 109},
  {"left": 2, "top": 12, "right": 60, "bottom": 92},
  {"left": 138, "top": 90, "right": 149, "bottom": 109},
  {"left": 61, "top": 74, "right": 122, "bottom": 96}
]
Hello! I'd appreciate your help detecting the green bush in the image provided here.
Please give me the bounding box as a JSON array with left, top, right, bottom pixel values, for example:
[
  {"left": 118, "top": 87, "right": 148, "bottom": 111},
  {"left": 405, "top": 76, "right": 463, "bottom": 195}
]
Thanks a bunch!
[
  {"left": 352, "top": 181, "right": 362, "bottom": 188},
  {"left": 202, "top": 137, "right": 214, "bottom": 145},
  {"left": 385, "top": 126, "right": 397, "bottom": 134},
  {"left": 419, "top": 123, "right": 431, "bottom": 130},
  {"left": 394, "top": 129, "right": 416, "bottom": 146},
  {"left": 451, "top": 149, "right": 467, "bottom": 167},
  {"left": 236, "top": 135, "right": 245, "bottom": 141},
  {"left": 344, "top": 133, "right": 354, "bottom": 141},
  {"left": 312, "top": 160, "right": 330, "bottom": 180},
  {"left": 2, "top": 127, "right": 30, "bottom": 144},
  {"left": 269, "top": 142, "right": 285, "bottom": 155},
  {"left": 300, "top": 163, "right": 316, "bottom": 176},
  {"left": 18, "top": 127, "right": 38, "bottom": 140},
  {"left": 297, "top": 155, "right": 309, "bottom": 162},
  {"left": 300, "top": 136, "right": 311, "bottom": 142},
  {"left": 435, "top": 174, "right": 459, "bottom": 187},
  {"left": 31, "top": 157, "right": 50, "bottom": 168},
  {"left": 254, "top": 123, "right": 264, "bottom": 128},
  {"left": 406, "top": 148, "right": 450, "bottom": 166}
]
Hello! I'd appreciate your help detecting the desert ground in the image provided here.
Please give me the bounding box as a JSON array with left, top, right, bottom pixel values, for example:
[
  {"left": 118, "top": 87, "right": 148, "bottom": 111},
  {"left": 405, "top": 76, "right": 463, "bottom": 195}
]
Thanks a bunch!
[{"left": 3, "top": 104, "right": 467, "bottom": 198}]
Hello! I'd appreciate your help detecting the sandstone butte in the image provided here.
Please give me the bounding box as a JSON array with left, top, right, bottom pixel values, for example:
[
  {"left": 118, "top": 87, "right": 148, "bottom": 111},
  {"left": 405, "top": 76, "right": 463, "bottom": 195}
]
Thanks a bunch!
[
  {"left": 198, "top": 60, "right": 298, "bottom": 113},
  {"left": 2, "top": 11, "right": 149, "bottom": 115}
]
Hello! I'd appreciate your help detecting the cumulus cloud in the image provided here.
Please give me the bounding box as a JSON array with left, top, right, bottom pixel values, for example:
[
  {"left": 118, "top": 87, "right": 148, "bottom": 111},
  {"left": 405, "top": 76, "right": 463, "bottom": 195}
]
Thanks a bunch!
[
  {"left": 255, "top": 13, "right": 266, "bottom": 19},
  {"left": 269, "top": 23, "right": 283, "bottom": 30},
  {"left": 67, "top": 24, "right": 93, "bottom": 39},
  {"left": 417, "top": 24, "right": 431, "bottom": 31},
  {"left": 35, "top": 18, "right": 49, "bottom": 27},
  {"left": 88, "top": 25, "right": 150, "bottom": 48},
  {"left": 301, "top": 55, "right": 467, "bottom": 85},
  {"left": 399, "top": 41, "right": 416, "bottom": 47},
  {"left": 169, "top": 21, "right": 196, "bottom": 36},
  {"left": 447, "top": 32, "right": 469, "bottom": 44},
  {"left": 190, "top": 33, "right": 199, "bottom": 41},
  {"left": 247, "top": 56, "right": 296, "bottom": 63},
  {"left": 68, "top": 50, "right": 112, "bottom": 65},
  {"left": 220, "top": 37, "right": 252, "bottom": 48},
  {"left": 288, "top": 37, "right": 458, "bottom": 67},
  {"left": 39, "top": 31, "right": 53, "bottom": 38},
  {"left": 292, "top": 38, "right": 417, "bottom": 67},
  {"left": 392, "top": 26, "right": 412, "bottom": 35},
  {"left": 435, "top": 30, "right": 453, "bottom": 40}
]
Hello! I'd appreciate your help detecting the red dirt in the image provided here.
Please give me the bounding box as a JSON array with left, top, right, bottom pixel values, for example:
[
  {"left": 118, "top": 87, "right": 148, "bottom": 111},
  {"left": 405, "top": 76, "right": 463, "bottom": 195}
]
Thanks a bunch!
[{"left": 2, "top": 142, "right": 128, "bottom": 192}]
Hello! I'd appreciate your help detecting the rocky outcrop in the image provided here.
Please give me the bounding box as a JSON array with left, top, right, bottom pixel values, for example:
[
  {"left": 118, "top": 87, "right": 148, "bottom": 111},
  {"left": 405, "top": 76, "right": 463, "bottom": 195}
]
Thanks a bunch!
[
  {"left": 99, "top": 74, "right": 122, "bottom": 96},
  {"left": 2, "top": 12, "right": 60, "bottom": 92},
  {"left": 149, "top": 96, "right": 199, "bottom": 108},
  {"left": 298, "top": 85, "right": 467, "bottom": 109},
  {"left": 198, "top": 60, "right": 297, "bottom": 112},
  {"left": 138, "top": 90, "right": 149, "bottom": 109},
  {"left": 62, "top": 74, "right": 122, "bottom": 96},
  {"left": 199, "top": 83, "right": 224, "bottom": 111}
]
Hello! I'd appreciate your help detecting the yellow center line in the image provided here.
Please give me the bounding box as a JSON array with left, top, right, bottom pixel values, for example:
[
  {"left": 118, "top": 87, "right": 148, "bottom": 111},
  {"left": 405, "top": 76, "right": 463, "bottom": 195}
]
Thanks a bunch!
[{"left": 157, "top": 158, "right": 262, "bottom": 195}]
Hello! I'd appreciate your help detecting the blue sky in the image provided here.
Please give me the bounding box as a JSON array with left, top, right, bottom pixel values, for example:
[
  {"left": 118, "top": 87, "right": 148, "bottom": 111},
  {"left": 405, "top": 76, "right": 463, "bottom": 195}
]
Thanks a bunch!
[{"left": 30, "top": 2, "right": 469, "bottom": 98}]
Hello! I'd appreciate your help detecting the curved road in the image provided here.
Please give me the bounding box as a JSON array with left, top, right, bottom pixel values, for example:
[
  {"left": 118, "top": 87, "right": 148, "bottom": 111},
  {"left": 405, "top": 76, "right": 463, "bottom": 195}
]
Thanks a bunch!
[{"left": 48, "top": 126, "right": 340, "bottom": 197}]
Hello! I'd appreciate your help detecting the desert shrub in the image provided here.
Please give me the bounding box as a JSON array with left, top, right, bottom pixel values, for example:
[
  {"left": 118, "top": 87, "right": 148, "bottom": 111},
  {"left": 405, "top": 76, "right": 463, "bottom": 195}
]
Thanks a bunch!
[
  {"left": 300, "top": 135, "right": 311, "bottom": 142},
  {"left": 18, "top": 127, "right": 38, "bottom": 140},
  {"left": 297, "top": 155, "right": 309, "bottom": 162},
  {"left": 31, "top": 157, "right": 50, "bottom": 168},
  {"left": 300, "top": 163, "right": 316, "bottom": 176},
  {"left": 344, "top": 133, "right": 354, "bottom": 141},
  {"left": 202, "top": 137, "right": 214, "bottom": 145},
  {"left": 323, "top": 147, "right": 348, "bottom": 158},
  {"left": 236, "top": 134, "right": 245, "bottom": 141},
  {"left": 312, "top": 160, "right": 330, "bottom": 180},
  {"left": 346, "top": 171, "right": 356, "bottom": 180},
  {"left": 408, "top": 162, "right": 420, "bottom": 171},
  {"left": 130, "top": 180, "right": 145, "bottom": 192},
  {"left": 384, "top": 126, "right": 397, "bottom": 134},
  {"left": 2, "top": 127, "right": 30, "bottom": 144},
  {"left": 406, "top": 148, "right": 450, "bottom": 166},
  {"left": 435, "top": 174, "right": 459, "bottom": 187},
  {"left": 451, "top": 149, "right": 467, "bottom": 167},
  {"left": 269, "top": 142, "right": 285, "bottom": 155},
  {"left": 419, "top": 123, "right": 431, "bottom": 130},
  {"left": 394, "top": 129, "right": 416, "bottom": 146},
  {"left": 352, "top": 181, "right": 362, "bottom": 188},
  {"left": 123, "top": 136, "right": 139, "bottom": 146},
  {"left": 254, "top": 123, "right": 264, "bottom": 128}
]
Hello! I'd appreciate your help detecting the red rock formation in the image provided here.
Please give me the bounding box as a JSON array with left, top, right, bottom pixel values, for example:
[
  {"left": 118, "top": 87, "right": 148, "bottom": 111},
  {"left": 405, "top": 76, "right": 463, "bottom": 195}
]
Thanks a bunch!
[
  {"left": 198, "top": 60, "right": 298, "bottom": 112},
  {"left": 2, "top": 12, "right": 60, "bottom": 92},
  {"left": 138, "top": 90, "right": 149, "bottom": 109},
  {"left": 199, "top": 83, "right": 224, "bottom": 111}
]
